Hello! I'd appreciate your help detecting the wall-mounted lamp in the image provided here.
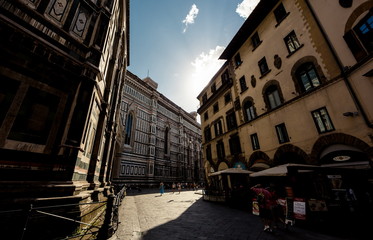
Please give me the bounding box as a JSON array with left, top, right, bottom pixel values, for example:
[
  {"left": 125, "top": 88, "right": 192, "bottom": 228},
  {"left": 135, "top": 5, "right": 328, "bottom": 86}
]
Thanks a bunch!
[{"left": 343, "top": 111, "right": 359, "bottom": 117}]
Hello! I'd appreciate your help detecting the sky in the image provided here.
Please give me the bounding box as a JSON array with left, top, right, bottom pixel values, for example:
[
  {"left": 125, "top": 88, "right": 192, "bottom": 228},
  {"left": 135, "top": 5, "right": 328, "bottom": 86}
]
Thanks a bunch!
[{"left": 128, "top": 0, "right": 260, "bottom": 121}]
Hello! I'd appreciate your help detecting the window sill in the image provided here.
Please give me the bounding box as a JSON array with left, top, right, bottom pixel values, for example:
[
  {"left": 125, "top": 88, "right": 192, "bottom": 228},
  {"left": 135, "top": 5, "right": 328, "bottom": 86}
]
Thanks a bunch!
[
  {"left": 235, "top": 61, "right": 243, "bottom": 69},
  {"left": 275, "top": 12, "right": 290, "bottom": 28},
  {"left": 286, "top": 44, "right": 304, "bottom": 58},
  {"left": 252, "top": 41, "right": 263, "bottom": 52},
  {"left": 259, "top": 69, "right": 271, "bottom": 79},
  {"left": 240, "top": 87, "right": 248, "bottom": 94}
]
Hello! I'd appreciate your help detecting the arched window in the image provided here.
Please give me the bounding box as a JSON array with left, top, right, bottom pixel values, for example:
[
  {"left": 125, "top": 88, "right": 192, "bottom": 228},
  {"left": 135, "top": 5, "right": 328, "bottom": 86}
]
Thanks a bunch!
[
  {"left": 124, "top": 113, "right": 133, "bottom": 145},
  {"left": 243, "top": 100, "right": 256, "bottom": 122},
  {"left": 344, "top": 8, "right": 373, "bottom": 61},
  {"left": 296, "top": 63, "right": 321, "bottom": 92},
  {"left": 265, "top": 85, "right": 282, "bottom": 109}
]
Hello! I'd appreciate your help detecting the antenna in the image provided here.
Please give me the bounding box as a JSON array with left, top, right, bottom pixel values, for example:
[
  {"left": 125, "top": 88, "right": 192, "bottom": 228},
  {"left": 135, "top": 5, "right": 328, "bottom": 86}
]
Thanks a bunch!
[{"left": 147, "top": 69, "right": 150, "bottom": 77}]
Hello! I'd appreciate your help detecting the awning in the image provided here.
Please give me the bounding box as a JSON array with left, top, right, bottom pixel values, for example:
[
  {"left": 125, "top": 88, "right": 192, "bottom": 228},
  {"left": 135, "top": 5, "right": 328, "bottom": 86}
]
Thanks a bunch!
[
  {"left": 321, "top": 161, "right": 370, "bottom": 170},
  {"left": 209, "top": 168, "right": 253, "bottom": 176},
  {"left": 249, "top": 162, "right": 270, "bottom": 171},
  {"left": 249, "top": 163, "right": 319, "bottom": 177}
]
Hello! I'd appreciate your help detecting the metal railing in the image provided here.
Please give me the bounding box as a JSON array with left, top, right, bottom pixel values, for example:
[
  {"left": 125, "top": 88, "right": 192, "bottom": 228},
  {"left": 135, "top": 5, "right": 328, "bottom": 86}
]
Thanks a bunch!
[{"left": 1, "top": 186, "right": 127, "bottom": 240}]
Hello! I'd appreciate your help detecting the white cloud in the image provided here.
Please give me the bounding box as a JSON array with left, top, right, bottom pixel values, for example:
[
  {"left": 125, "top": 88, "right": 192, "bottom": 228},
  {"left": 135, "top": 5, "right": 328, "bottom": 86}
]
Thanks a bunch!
[
  {"left": 182, "top": 4, "right": 199, "bottom": 33},
  {"left": 190, "top": 46, "right": 225, "bottom": 91},
  {"left": 236, "top": 0, "right": 260, "bottom": 19}
]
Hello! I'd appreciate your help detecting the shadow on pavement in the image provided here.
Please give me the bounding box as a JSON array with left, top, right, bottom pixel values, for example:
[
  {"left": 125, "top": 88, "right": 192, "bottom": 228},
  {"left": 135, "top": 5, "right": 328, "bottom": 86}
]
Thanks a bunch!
[{"left": 138, "top": 197, "right": 362, "bottom": 240}]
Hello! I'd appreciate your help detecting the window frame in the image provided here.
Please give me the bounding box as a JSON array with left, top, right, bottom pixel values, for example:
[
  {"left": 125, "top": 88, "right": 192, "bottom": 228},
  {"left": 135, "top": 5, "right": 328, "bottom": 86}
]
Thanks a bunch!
[
  {"left": 311, "top": 107, "right": 335, "bottom": 133},
  {"left": 265, "top": 85, "right": 282, "bottom": 109},
  {"left": 202, "top": 93, "right": 207, "bottom": 103},
  {"left": 229, "top": 134, "right": 242, "bottom": 155},
  {"left": 243, "top": 100, "right": 256, "bottom": 122},
  {"left": 284, "top": 30, "right": 302, "bottom": 55},
  {"left": 224, "top": 92, "right": 232, "bottom": 104},
  {"left": 204, "top": 126, "right": 212, "bottom": 142},
  {"left": 226, "top": 111, "right": 237, "bottom": 131},
  {"left": 204, "top": 111, "right": 209, "bottom": 121},
  {"left": 124, "top": 112, "right": 134, "bottom": 145},
  {"left": 211, "top": 83, "right": 216, "bottom": 93},
  {"left": 216, "top": 140, "right": 226, "bottom": 160},
  {"left": 239, "top": 76, "right": 248, "bottom": 93},
  {"left": 206, "top": 144, "right": 212, "bottom": 161},
  {"left": 234, "top": 53, "right": 242, "bottom": 67},
  {"left": 258, "top": 57, "right": 270, "bottom": 76},
  {"left": 251, "top": 32, "right": 262, "bottom": 50},
  {"left": 275, "top": 123, "right": 290, "bottom": 144},
  {"left": 221, "top": 69, "right": 230, "bottom": 84},
  {"left": 250, "top": 133, "right": 260, "bottom": 150},
  {"left": 214, "top": 119, "right": 223, "bottom": 137},
  {"left": 296, "top": 63, "right": 321, "bottom": 92},
  {"left": 213, "top": 102, "right": 219, "bottom": 113},
  {"left": 274, "top": 3, "right": 289, "bottom": 26},
  {"left": 344, "top": 9, "right": 373, "bottom": 61}
]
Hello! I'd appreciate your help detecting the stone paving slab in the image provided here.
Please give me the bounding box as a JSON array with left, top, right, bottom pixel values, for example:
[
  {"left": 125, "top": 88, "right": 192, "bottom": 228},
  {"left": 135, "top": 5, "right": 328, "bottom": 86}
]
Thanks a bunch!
[{"left": 108, "top": 189, "right": 363, "bottom": 240}]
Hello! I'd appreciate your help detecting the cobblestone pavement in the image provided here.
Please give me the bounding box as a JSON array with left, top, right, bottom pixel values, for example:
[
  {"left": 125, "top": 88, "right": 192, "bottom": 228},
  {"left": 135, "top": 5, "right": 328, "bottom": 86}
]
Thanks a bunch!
[{"left": 108, "top": 189, "right": 363, "bottom": 240}]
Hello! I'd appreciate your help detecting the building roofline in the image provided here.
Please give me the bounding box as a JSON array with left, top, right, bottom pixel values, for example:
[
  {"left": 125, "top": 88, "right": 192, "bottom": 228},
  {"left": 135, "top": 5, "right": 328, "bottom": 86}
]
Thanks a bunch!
[{"left": 219, "top": 0, "right": 280, "bottom": 60}]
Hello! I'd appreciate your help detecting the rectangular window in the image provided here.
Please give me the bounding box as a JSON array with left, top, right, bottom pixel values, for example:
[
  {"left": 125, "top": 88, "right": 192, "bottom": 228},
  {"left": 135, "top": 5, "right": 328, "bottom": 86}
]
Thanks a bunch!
[
  {"left": 251, "top": 32, "right": 261, "bottom": 49},
  {"left": 213, "top": 102, "right": 219, "bottom": 113},
  {"left": 258, "top": 57, "right": 269, "bottom": 75},
  {"left": 229, "top": 134, "right": 242, "bottom": 155},
  {"left": 204, "top": 127, "right": 211, "bottom": 142},
  {"left": 274, "top": 3, "right": 288, "bottom": 24},
  {"left": 284, "top": 31, "right": 301, "bottom": 54},
  {"left": 312, "top": 107, "right": 335, "bottom": 133},
  {"left": 224, "top": 92, "right": 232, "bottom": 104},
  {"left": 202, "top": 93, "right": 207, "bottom": 103},
  {"left": 206, "top": 145, "right": 212, "bottom": 161},
  {"left": 250, "top": 133, "right": 260, "bottom": 150},
  {"left": 234, "top": 53, "right": 242, "bottom": 67},
  {"left": 239, "top": 76, "right": 248, "bottom": 92},
  {"left": 211, "top": 83, "right": 216, "bottom": 93},
  {"left": 204, "top": 111, "right": 209, "bottom": 121},
  {"left": 216, "top": 140, "right": 225, "bottom": 159},
  {"left": 214, "top": 120, "right": 223, "bottom": 137},
  {"left": 226, "top": 111, "right": 237, "bottom": 131},
  {"left": 221, "top": 69, "right": 230, "bottom": 83},
  {"left": 275, "top": 123, "right": 289, "bottom": 144}
]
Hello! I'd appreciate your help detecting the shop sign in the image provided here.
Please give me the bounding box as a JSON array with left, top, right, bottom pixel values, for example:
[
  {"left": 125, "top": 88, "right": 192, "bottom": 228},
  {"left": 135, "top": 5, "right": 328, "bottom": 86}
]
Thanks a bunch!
[{"left": 293, "top": 198, "right": 306, "bottom": 220}]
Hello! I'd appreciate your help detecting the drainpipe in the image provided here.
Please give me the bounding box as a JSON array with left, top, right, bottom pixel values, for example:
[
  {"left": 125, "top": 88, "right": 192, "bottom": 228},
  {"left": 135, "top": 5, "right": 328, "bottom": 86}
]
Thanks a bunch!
[{"left": 305, "top": 0, "right": 373, "bottom": 128}]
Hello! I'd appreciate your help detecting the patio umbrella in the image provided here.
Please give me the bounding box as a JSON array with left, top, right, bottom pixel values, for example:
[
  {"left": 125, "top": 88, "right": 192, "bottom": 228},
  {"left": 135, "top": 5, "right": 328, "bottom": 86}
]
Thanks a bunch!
[{"left": 249, "top": 163, "right": 319, "bottom": 177}]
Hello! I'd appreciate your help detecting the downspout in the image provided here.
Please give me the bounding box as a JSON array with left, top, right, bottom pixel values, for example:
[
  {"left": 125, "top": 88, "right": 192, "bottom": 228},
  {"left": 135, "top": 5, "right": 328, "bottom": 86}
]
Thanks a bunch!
[{"left": 304, "top": 0, "right": 373, "bottom": 128}]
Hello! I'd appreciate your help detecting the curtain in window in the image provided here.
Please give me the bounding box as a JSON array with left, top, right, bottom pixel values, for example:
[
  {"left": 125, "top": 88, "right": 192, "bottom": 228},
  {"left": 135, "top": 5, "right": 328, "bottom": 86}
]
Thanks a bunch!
[{"left": 267, "top": 87, "right": 281, "bottom": 109}]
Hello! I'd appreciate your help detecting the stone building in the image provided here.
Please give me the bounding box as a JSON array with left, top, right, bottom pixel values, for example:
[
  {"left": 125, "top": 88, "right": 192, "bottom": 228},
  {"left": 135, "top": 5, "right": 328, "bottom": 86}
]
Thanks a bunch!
[
  {"left": 112, "top": 71, "right": 203, "bottom": 188},
  {"left": 197, "top": 0, "right": 372, "bottom": 205},
  {"left": 0, "top": 0, "right": 129, "bottom": 239}
]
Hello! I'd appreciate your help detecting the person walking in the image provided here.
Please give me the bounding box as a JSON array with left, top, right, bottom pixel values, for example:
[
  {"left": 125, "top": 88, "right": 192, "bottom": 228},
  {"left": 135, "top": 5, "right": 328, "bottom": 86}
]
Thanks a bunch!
[
  {"left": 251, "top": 184, "right": 276, "bottom": 232},
  {"left": 159, "top": 182, "right": 165, "bottom": 196},
  {"left": 177, "top": 182, "right": 181, "bottom": 194},
  {"left": 172, "top": 182, "right": 176, "bottom": 194}
]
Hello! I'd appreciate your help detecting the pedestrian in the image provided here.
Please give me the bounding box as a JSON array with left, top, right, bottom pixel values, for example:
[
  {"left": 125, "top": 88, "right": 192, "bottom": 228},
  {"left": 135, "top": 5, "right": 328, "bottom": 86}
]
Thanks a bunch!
[
  {"left": 159, "top": 182, "right": 165, "bottom": 196},
  {"left": 177, "top": 182, "right": 181, "bottom": 194},
  {"left": 172, "top": 182, "right": 176, "bottom": 193},
  {"left": 251, "top": 184, "right": 276, "bottom": 232}
]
